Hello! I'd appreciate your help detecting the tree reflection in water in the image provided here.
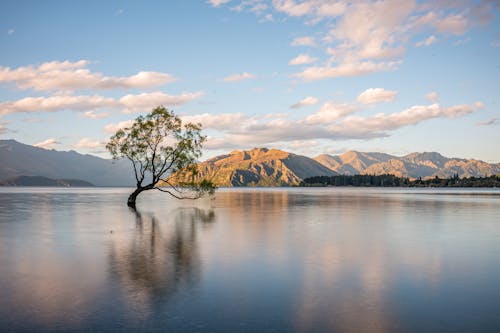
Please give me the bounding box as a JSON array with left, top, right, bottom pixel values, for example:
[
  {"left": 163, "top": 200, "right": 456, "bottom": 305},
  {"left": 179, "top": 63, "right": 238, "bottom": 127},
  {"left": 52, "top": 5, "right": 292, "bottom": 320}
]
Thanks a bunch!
[{"left": 107, "top": 207, "right": 215, "bottom": 310}]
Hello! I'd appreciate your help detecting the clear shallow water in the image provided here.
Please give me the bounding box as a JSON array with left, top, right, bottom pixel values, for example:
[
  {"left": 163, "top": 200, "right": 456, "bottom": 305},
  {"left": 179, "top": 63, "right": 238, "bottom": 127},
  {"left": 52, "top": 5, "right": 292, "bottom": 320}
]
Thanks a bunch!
[{"left": 0, "top": 187, "right": 499, "bottom": 332}]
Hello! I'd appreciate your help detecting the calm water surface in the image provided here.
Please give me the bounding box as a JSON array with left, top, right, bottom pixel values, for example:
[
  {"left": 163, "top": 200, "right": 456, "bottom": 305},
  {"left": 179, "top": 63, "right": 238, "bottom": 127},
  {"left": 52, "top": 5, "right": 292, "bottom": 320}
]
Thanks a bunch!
[{"left": 0, "top": 187, "right": 499, "bottom": 332}]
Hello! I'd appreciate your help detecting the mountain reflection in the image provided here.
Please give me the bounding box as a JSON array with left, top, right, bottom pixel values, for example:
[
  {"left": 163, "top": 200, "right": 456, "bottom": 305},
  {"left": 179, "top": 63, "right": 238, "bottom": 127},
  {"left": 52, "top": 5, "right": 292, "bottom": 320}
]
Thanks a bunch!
[{"left": 107, "top": 207, "right": 215, "bottom": 309}]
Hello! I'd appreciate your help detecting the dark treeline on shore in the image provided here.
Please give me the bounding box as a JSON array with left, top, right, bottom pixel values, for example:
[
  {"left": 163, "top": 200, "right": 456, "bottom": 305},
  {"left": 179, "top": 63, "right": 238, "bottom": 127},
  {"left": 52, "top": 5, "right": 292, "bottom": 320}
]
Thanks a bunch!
[{"left": 301, "top": 174, "right": 500, "bottom": 187}]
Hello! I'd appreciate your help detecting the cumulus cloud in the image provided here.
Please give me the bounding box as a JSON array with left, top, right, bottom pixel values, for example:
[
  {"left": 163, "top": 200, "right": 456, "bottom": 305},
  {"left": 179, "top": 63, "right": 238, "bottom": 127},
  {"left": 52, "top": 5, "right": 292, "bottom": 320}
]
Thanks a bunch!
[
  {"left": 436, "top": 14, "right": 469, "bottom": 35},
  {"left": 74, "top": 138, "right": 105, "bottom": 149},
  {"left": 289, "top": 54, "right": 318, "bottom": 65},
  {"left": 305, "top": 102, "right": 358, "bottom": 124},
  {"left": 0, "top": 60, "right": 176, "bottom": 91},
  {"left": 182, "top": 113, "right": 248, "bottom": 130},
  {"left": 222, "top": 72, "right": 256, "bottom": 82},
  {"left": 0, "top": 91, "right": 202, "bottom": 116},
  {"left": 207, "top": 0, "right": 231, "bottom": 7},
  {"left": 0, "top": 95, "right": 116, "bottom": 116},
  {"left": 290, "top": 36, "right": 316, "bottom": 47},
  {"left": 274, "top": 0, "right": 313, "bottom": 17},
  {"left": 187, "top": 99, "right": 483, "bottom": 150},
  {"left": 290, "top": 96, "right": 319, "bottom": 109},
  {"left": 119, "top": 91, "right": 203, "bottom": 113},
  {"left": 415, "top": 35, "right": 438, "bottom": 47},
  {"left": 425, "top": 92, "right": 439, "bottom": 102},
  {"left": 34, "top": 138, "right": 61, "bottom": 149},
  {"left": 330, "top": 103, "right": 483, "bottom": 136},
  {"left": 104, "top": 120, "right": 135, "bottom": 134},
  {"left": 294, "top": 61, "right": 400, "bottom": 81},
  {"left": 83, "top": 110, "right": 109, "bottom": 119},
  {"left": 357, "top": 88, "right": 398, "bottom": 104},
  {"left": 210, "top": 0, "right": 496, "bottom": 80}
]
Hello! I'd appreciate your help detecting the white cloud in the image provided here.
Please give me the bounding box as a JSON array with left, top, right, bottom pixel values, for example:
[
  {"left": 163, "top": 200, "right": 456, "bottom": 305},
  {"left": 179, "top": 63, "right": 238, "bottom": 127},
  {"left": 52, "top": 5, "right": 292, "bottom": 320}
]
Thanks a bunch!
[
  {"left": 188, "top": 99, "right": 483, "bottom": 150},
  {"left": 182, "top": 113, "right": 247, "bottom": 130},
  {"left": 0, "top": 91, "right": 202, "bottom": 116},
  {"left": 288, "top": 54, "right": 318, "bottom": 65},
  {"left": 0, "top": 60, "right": 176, "bottom": 91},
  {"left": 330, "top": 103, "right": 483, "bottom": 136},
  {"left": 7, "top": 29, "right": 15, "bottom": 35},
  {"left": 436, "top": 14, "right": 469, "bottom": 35},
  {"left": 34, "top": 138, "right": 61, "bottom": 149},
  {"left": 119, "top": 91, "right": 203, "bottom": 113},
  {"left": 357, "top": 88, "right": 398, "bottom": 104},
  {"left": 222, "top": 72, "right": 256, "bottom": 82},
  {"left": 290, "top": 96, "right": 318, "bottom": 109},
  {"left": 273, "top": 0, "right": 313, "bottom": 17},
  {"left": 104, "top": 120, "right": 134, "bottom": 134},
  {"left": 415, "top": 35, "right": 438, "bottom": 47},
  {"left": 204, "top": 136, "right": 239, "bottom": 150},
  {"left": 294, "top": 61, "right": 400, "bottom": 81},
  {"left": 83, "top": 111, "right": 109, "bottom": 119},
  {"left": 425, "top": 92, "right": 439, "bottom": 103},
  {"left": 210, "top": 0, "right": 496, "bottom": 80},
  {"left": 305, "top": 102, "right": 358, "bottom": 124},
  {"left": 207, "top": 0, "right": 231, "bottom": 7},
  {"left": 0, "top": 95, "right": 116, "bottom": 116},
  {"left": 74, "top": 138, "right": 105, "bottom": 149},
  {"left": 290, "top": 36, "right": 316, "bottom": 47}
]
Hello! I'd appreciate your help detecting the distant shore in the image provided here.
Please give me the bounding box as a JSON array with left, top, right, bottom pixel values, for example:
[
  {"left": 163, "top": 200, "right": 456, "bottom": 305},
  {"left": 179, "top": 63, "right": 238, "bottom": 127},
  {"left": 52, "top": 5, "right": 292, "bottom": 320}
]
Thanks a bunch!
[{"left": 300, "top": 174, "right": 500, "bottom": 188}]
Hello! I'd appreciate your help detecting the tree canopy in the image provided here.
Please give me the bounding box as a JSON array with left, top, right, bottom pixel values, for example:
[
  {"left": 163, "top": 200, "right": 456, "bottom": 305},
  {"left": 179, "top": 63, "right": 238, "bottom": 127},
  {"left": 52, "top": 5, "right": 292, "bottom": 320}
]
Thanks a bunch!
[{"left": 106, "top": 106, "right": 215, "bottom": 208}]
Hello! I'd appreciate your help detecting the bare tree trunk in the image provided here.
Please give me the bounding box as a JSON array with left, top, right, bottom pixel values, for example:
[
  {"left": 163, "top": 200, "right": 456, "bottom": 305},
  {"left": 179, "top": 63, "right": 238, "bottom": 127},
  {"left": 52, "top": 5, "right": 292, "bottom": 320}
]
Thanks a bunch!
[{"left": 127, "top": 187, "right": 143, "bottom": 209}]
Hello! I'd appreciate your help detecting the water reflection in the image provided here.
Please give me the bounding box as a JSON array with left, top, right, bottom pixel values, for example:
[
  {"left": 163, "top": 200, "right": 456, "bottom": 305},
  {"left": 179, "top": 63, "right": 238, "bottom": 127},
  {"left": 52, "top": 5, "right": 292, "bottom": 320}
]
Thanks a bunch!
[
  {"left": 0, "top": 188, "right": 499, "bottom": 332},
  {"left": 108, "top": 207, "right": 215, "bottom": 312}
]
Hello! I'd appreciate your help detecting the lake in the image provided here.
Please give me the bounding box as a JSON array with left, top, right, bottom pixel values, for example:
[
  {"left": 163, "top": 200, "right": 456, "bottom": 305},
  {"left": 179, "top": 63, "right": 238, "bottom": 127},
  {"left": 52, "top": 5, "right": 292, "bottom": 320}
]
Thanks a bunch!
[{"left": 0, "top": 187, "right": 499, "bottom": 332}]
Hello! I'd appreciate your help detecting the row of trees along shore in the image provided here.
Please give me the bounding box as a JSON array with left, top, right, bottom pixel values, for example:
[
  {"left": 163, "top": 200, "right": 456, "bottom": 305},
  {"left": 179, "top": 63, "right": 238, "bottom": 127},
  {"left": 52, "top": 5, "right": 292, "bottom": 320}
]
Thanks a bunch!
[{"left": 300, "top": 174, "right": 500, "bottom": 187}]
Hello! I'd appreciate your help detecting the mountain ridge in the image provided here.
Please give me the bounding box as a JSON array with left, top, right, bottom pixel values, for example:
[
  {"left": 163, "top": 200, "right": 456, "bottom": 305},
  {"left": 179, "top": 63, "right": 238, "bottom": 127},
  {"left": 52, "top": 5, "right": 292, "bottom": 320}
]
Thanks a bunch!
[
  {"left": 1, "top": 139, "right": 498, "bottom": 186},
  {"left": 174, "top": 147, "right": 337, "bottom": 187},
  {"left": 314, "top": 150, "right": 500, "bottom": 179},
  {"left": 0, "top": 139, "right": 134, "bottom": 186}
]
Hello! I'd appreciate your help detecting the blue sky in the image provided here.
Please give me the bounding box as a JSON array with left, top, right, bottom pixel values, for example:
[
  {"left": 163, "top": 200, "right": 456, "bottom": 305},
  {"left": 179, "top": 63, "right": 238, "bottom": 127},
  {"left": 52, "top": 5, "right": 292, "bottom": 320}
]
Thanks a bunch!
[{"left": 0, "top": 0, "right": 499, "bottom": 162}]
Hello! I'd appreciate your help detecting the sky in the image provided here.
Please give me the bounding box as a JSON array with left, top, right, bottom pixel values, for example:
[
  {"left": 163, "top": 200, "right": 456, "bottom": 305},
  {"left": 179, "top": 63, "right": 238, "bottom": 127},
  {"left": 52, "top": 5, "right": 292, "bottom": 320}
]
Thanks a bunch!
[{"left": 0, "top": 0, "right": 499, "bottom": 162}]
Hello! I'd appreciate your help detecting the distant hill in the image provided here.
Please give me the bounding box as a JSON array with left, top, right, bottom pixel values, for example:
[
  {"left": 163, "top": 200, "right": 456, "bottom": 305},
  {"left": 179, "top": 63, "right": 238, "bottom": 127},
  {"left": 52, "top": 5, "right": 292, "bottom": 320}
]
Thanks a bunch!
[
  {"left": 0, "top": 175, "right": 94, "bottom": 187},
  {"left": 315, "top": 151, "right": 393, "bottom": 175},
  {"left": 2, "top": 139, "right": 497, "bottom": 186},
  {"left": 314, "top": 151, "right": 500, "bottom": 179},
  {"left": 0, "top": 139, "right": 134, "bottom": 186},
  {"left": 175, "top": 148, "right": 337, "bottom": 186}
]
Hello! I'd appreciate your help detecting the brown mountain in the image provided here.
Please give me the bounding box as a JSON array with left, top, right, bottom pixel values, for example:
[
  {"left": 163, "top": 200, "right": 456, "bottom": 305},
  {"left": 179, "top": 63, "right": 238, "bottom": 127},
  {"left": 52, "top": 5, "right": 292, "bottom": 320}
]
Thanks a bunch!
[
  {"left": 179, "top": 148, "right": 337, "bottom": 187},
  {"left": 314, "top": 151, "right": 500, "bottom": 179},
  {"left": 0, "top": 139, "right": 134, "bottom": 186},
  {"left": 314, "top": 151, "right": 394, "bottom": 175}
]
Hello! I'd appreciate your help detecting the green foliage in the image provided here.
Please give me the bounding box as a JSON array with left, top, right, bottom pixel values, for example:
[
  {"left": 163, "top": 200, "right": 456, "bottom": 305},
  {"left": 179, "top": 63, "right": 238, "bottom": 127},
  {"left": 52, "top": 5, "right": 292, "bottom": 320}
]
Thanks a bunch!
[
  {"left": 301, "top": 174, "right": 500, "bottom": 188},
  {"left": 106, "top": 106, "right": 215, "bottom": 204}
]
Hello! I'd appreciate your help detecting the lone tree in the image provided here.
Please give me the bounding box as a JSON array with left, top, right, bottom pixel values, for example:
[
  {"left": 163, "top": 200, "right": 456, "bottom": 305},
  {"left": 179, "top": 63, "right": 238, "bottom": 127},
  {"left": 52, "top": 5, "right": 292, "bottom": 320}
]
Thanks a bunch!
[{"left": 106, "top": 106, "right": 215, "bottom": 208}]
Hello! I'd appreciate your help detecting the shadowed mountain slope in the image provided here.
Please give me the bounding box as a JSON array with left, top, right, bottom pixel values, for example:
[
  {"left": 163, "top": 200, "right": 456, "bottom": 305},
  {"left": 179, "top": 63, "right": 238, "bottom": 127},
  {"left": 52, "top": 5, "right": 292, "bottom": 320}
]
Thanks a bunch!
[{"left": 0, "top": 140, "right": 134, "bottom": 186}]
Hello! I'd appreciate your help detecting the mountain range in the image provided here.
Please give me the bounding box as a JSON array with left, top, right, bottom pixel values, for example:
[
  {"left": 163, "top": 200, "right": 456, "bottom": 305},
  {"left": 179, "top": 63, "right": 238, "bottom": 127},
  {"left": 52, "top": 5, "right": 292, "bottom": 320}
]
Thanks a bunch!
[
  {"left": 0, "top": 175, "right": 94, "bottom": 187},
  {"left": 0, "top": 139, "right": 134, "bottom": 186},
  {"left": 314, "top": 151, "right": 500, "bottom": 179},
  {"left": 0, "top": 139, "right": 498, "bottom": 187},
  {"left": 176, "top": 147, "right": 337, "bottom": 187}
]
